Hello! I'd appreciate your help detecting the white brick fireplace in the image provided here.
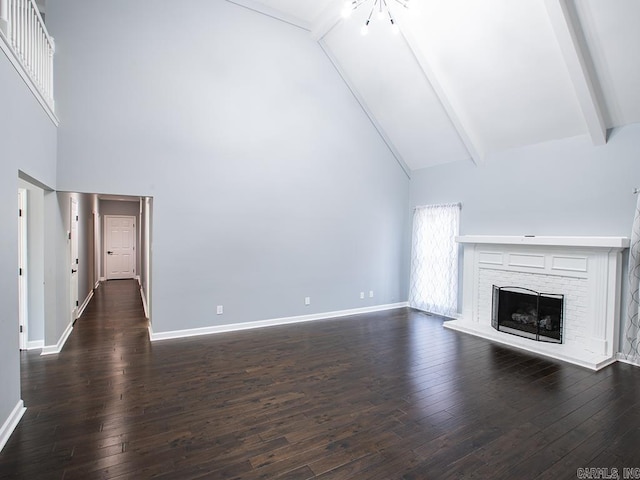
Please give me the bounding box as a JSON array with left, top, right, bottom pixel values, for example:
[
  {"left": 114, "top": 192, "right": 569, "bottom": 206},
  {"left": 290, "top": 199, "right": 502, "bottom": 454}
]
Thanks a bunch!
[{"left": 445, "top": 236, "right": 630, "bottom": 370}]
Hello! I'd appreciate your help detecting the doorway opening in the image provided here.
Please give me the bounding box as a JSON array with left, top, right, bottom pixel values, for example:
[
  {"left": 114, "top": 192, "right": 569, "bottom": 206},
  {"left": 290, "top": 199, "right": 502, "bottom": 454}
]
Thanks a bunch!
[
  {"left": 97, "top": 195, "right": 153, "bottom": 327},
  {"left": 16, "top": 181, "right": 154, "bottom": 355},
  {"left": 17, "top": 173, "right": 47, "bottom": 352}
]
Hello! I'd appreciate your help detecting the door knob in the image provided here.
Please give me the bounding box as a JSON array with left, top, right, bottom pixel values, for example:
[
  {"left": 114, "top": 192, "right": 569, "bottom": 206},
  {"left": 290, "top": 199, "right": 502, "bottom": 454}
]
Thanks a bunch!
[
  {"left": 107, "top": 251, "right": 113, "bottom": 255},
  {"left": 71, "top": 269, "right": 77, "bottom": 274}
]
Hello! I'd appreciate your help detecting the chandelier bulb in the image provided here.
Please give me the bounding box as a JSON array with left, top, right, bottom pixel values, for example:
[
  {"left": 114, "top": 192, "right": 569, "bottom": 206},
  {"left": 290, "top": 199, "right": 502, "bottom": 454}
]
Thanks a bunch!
[{"left": 345, "top": 0, "right": 408, "bottom": 35}]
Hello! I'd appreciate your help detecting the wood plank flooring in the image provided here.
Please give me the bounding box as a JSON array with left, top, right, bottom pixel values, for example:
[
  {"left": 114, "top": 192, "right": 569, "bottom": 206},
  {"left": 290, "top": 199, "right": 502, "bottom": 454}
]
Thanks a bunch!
[{"left": 1, "top": 279, "right": 640, "bottom": 479}]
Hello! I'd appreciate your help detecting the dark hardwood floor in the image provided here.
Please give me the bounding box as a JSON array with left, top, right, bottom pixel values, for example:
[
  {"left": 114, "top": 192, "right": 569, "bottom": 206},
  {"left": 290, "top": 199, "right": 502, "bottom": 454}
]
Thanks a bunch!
[{"left": 1, "top": 279, "right": 640, "bottom": 479}]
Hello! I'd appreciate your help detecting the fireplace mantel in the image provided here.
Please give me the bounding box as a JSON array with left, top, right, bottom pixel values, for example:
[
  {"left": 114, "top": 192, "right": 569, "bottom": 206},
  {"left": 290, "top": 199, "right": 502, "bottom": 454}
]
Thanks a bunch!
[
  {"left": 456, "top": 235, "right": 630, "bottom": 249},
  {"left": 446, "top": 235, "right": 629, "bottom": 370}
]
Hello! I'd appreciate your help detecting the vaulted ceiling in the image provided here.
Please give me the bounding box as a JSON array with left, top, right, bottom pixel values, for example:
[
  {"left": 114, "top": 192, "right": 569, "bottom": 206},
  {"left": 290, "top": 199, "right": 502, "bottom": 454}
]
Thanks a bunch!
[{"left": 227, "top": 0, "right": 640, "bottom": 172}]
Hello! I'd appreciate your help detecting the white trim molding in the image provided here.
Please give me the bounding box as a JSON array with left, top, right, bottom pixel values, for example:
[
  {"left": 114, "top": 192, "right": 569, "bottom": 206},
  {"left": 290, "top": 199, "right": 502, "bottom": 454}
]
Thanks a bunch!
[
  {"left": 26, "top": 340, "right": 44, "bottom": 350},
  {"left": 140, "top": 286, "right": 149, "bottom": 320},
  {"left": 150, "top": 302, "right": 409, "bottom": 342},
  {"left": 456, "top": 235, "right": 630, "bottom": 249},
  {"left": 617, "top": 353, "right": 640, "bottom": 368},
  {"left": 40, "top": 321, "right": 73, "bottom": 355},
  {"left": 318, "top": 40, "right": 411, "bottom": 179},
  {"left": 400, "top": 27, "right": 484, "bottom": 166},
  {"left": 225, "top": 0, "right": 311, "bottom": 31},
  {"left": 0, "top": 400, "right": 26, "bottom": 452},
  {"left": 76, "top": 290, "right": 94, "bottom": 319}
]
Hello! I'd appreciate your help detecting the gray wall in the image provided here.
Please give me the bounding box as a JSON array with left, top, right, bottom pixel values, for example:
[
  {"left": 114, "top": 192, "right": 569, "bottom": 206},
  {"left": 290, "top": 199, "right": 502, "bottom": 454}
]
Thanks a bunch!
[
  {"left": 76, "top": 193, "right": 96, "bottom": 313},
  {"left": 410, "top": 126, "right": 640, "bottom": 237},
  {"left": 44, "top": 191, "right": 67, "bottom": 346},
  {"left": 55, "top": 192, "right": 96, "bottom": 322},
  {"left": 0, "top": 47, "right": 57, "bottom": 432},
  {"left": 410, "top": 124, "right": 640, "bottom": 349},
  {"left": 48, "top": 0, "right": 410, "bottom": 334}
]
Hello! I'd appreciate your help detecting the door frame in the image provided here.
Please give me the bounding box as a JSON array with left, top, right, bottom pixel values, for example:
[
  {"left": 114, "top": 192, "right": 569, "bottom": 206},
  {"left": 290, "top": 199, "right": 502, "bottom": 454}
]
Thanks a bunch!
[
  {"left": 93, "top": 212, "right": 100, "bottom": 287},
  {"left": 70, "top": 198, "right": 79, "bottom": 323},
  {"left": 18, "top": 188, "right": 28, "bottom": 350},
  {"left": 104, "top": 215, "right": 137, "bottom": 280}
]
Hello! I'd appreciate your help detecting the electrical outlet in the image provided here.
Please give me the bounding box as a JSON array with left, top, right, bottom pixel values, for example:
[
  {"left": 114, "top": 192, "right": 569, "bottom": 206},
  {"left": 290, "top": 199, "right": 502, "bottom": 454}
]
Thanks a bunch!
[
  {"left": 360, "top": 292, "right": 365, "bottom": 299},
  {"left": 305, "top": 297, "right": 311, "bottom": 306},
  {"left": 369, "top": 290, "right": 374, "bottom": 298},
  {"left": 216, "top": 305, "right": 223, "bottom": 315}
]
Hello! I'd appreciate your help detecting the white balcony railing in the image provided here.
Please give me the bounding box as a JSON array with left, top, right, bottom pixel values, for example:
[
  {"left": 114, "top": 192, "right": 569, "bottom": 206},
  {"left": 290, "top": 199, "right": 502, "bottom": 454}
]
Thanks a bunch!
[{"left": 0, "top": 0, "right": 55, "bottom": 113}]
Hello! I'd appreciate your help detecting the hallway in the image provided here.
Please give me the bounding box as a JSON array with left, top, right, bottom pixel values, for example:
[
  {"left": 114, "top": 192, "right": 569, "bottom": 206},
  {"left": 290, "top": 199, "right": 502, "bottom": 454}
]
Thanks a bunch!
[
  {"left": 4, "top": 280, "right": 151, "bottom": 478},
  {"left": 2, "top": 280, "right": 640, "bottom": 478}
]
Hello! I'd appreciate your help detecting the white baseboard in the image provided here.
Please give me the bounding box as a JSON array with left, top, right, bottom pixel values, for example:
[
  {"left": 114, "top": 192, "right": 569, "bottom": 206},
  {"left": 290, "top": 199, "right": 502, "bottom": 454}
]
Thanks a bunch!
[
  {"left": 0, "top": 400, "right": 26, "bottom": 452},
  {"left": 41, "top": 321, "right": 73, "bottom": 355},
  {"left": 77, "top": 290, "right": 94, "bottom": 319},
  {"left": 411, "top": 307, "right": 458, "bottom": 320},
  {"left": 140, "top": 287, "right": 149, "bottom": 319},
  {"left": 26, "top": 340, "right": 44, "bottom": 350},
  {"left": 99, "top": 276, "right": 106, "bottom": 282},
  {"left": 94, "top": 280, "right": 101, "bottom": 289},
  {"left": 150, "top": 302, "right": 409, "bottom": 342},
  {"left": 617, "top": 352, "right": 640, "bottom": 368}
]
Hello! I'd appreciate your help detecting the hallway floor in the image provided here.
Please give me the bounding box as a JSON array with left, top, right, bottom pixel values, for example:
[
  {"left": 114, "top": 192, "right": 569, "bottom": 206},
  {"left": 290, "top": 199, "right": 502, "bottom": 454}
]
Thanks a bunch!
[{"left": 1, "top": 279, "right": 640, "bottom": 479}]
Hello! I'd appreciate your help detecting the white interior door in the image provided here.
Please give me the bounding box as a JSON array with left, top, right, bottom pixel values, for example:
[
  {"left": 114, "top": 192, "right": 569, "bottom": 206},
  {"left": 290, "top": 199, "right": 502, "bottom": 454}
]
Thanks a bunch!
[
  {"left": 105, "top": 215, "right": 136, "bottom": 280},
  {"left": 18, "top": 189, "right": 28, "bottom": 350},
  {"left": 70, "top": 198, "right": 79, "bottom": 322}
]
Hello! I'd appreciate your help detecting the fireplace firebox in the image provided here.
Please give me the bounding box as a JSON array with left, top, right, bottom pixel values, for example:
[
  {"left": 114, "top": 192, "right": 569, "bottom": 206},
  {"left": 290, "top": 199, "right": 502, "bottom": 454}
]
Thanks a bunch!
[{"left": 491, "top": 286, "right": 563, "bottom": 343}]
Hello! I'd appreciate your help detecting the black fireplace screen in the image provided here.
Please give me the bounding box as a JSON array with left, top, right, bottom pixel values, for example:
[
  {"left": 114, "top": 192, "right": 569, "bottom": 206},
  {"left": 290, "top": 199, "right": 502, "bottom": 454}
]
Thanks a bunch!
[{"left": 491, "top": 286, "right": 563, "bottom": 343}]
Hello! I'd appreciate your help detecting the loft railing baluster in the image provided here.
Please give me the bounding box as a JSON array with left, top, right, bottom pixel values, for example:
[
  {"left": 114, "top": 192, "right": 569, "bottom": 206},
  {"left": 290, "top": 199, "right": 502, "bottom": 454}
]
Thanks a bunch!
[
  {"left": 0, "top": 0, "right": 9, "bottom": 39},
  {"left": 1, "top": 0, "right": 55, "bottom": 110}
]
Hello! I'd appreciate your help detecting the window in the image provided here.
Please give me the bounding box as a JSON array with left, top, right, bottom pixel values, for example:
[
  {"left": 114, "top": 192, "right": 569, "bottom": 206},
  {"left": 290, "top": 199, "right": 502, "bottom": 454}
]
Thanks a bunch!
[{"left": 409, "top": 203, "right": 460, "bottom": 317}]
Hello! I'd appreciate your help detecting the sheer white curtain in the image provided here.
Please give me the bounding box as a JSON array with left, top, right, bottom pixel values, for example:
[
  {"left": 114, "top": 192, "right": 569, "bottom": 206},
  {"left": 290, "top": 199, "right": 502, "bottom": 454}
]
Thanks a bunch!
[
  {"left": 409, "top": 203, "right": 460, "bottom": 317},
  {"left": 623, "top": 193, "right": 640, "bottom": 362}
]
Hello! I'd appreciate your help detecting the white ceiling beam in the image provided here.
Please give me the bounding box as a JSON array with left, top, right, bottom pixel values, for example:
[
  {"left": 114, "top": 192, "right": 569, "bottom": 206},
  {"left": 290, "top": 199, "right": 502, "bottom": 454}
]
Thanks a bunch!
[
  {"left": 225, "top": 0, "right": 311, "bottom": 31},
  {"left": 399, "top": 26, "right": 484, "bottom": 166},
  {"left": 318, "top": 40, "right": 412, "bottom": 179},
  {"left": 544, "top": 0, "right": 607, "bottom": 146}
]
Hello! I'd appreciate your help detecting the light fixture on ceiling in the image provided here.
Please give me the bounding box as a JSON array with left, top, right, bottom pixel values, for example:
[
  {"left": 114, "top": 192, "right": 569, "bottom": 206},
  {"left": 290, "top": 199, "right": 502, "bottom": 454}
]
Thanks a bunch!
[{"left": 341, "top": 0, "right": 410, "bottom": 36}]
